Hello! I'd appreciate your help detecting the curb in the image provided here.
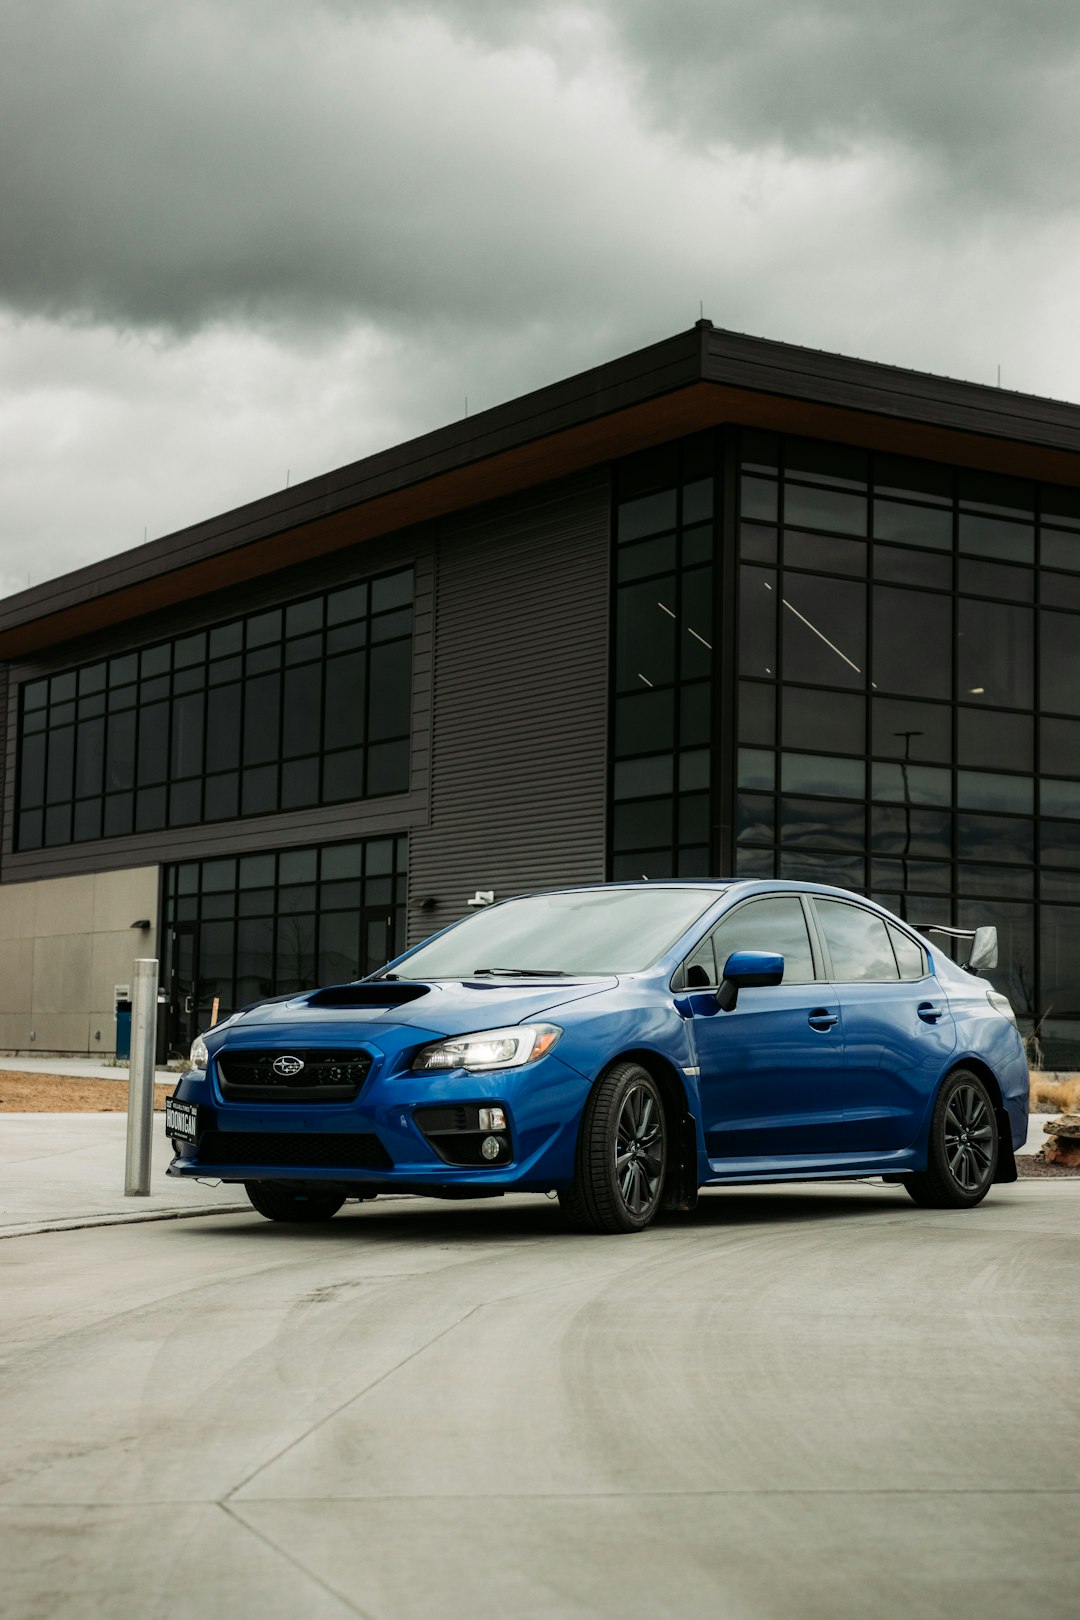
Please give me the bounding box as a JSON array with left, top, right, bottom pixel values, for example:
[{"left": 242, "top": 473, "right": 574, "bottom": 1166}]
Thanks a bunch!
[{"left": 0, "top": 1203, "right": 250, "bottom": 1240}]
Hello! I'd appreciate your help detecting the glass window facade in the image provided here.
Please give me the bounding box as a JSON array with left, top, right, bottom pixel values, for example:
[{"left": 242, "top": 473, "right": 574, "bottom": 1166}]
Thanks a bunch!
[
  {"left": 734, "top": 428, "right": 1080, "bottom": 1045},
  {"left": 162, "top": 834, "right": 407, "bottom": 1053},
  {"left": 16, "top": 568, "right": 414, "bottom": 850},
  {"left": 611, "top": 435, "right": 716, "bottom": 879},
  {"left": 611, "top": 425, "right": 1080, "bottom": 1054}
]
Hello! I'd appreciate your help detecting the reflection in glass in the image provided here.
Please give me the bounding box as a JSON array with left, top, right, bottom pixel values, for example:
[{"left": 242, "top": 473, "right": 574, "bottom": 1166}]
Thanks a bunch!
[
  {"left": 872, "top": 501, "right": 953, "bottom": 550},
  {"left": 783, "top": 485, "right": 867, "bottom": 536},
  {"left": 870, "top": 806, "right": 951, "bottom": 858},
  {"left": 779, "top": 851, "right": 865, "bottom": 886},
  {"left": 782, "top": 573, "right": 865, "bottom": 688},
  {"left": 871, "top": 698, "right": 952, "bottom": 762},
  {"left": 872, "top": 586, "right": 951, "bottom": 700},
  {"left": 736, "top": 793, "right": 775, "bottom": 845},
  {"left": 779, "top": 797, "right": 865, "bottom": 850},
  {"left": 872, "top": 545, "right": 951, "bottom": 589},
  {"left": 1040, "top": 610, "right": 1080, "bottom": 715},
  {"left": 955, "top": 812, "right": 1033, "bottom": 864},
  {"left": 739, "top": 567, "right": 777, "bottom": 677},
  {"left": 711, "top": 897, "right": 816, "bottom": 983},
  {"left": 872, "top": 762, "right": 951, "bottom": 806},
  {"left": 782, "top": 687, "right": 864, "bottom": 754},
  {"left": 816, "top": 900, "right": 898, "bottom": 981},
  {"left": 956, "top": 599, "right": 1033, "bottom": 708},
  {"left": 958, "top": 708, "right": 1033, "bottom": 772},
  {"left": 780, "top": 753, "right": 865, "bottom": 798},
  {"left": 1041, "top": 779, "right": 1080, "bottom": 820},
  {"left": 737, "top": 748, "right": 775, "bottom": 791}
]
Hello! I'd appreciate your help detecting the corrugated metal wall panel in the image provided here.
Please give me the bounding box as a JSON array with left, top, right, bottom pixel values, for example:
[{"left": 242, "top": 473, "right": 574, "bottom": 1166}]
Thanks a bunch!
[{"left": 409, "top": 468, "right": 610, "bottom": 943}]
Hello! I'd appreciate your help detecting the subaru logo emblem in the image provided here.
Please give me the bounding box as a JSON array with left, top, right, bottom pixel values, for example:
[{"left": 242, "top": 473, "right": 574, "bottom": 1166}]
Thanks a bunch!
[{"left": 272, "top": 1055, "right": 305, "bottom": 1077}]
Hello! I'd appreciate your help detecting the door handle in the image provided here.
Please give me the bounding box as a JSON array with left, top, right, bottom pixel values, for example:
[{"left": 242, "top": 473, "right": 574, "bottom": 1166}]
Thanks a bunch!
[
  {"left": 808, "top": 1009, "right": 838, "bottom": 1031},
  {"left": 917, "top": 1002, "right": 944, "bottom": 1024}
]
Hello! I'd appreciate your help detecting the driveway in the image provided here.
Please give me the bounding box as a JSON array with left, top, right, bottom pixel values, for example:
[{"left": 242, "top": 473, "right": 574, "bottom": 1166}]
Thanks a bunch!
[{"left": 2, "top": 1182, "right": 1077, "bottom": 1620}]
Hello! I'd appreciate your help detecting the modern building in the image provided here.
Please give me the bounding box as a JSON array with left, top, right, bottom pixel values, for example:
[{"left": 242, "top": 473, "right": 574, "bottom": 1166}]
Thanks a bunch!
[{"left": 3, "top": 322, "right": 1080, "bottom": 1061}]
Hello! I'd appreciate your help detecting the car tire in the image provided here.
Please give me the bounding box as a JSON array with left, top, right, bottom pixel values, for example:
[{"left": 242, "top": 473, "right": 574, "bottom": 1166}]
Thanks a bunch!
[
  {"left": 245, "top": 1182, "right": 347, "bottom": 1223},
  {"left": 559, "top": 1060, "right": 668, "bottom": 1234},
  {"left": 902, "top": 1068, "right": 999, "bottom": 1210}
]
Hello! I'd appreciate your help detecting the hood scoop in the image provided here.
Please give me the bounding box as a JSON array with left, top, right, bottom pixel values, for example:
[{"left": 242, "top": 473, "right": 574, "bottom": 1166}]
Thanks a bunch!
[{"left": 304, "top": 982, "right": 430, "bottom": 1009}]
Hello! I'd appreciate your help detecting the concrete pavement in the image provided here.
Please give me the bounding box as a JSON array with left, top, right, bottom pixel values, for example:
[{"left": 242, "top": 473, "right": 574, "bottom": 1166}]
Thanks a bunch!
[
  {"left": 0, "top": 1115, "right": 245, "bottom": 1236},
  {"left": 1, "top": 1179, "right": 1077, "bottom": 1620}
]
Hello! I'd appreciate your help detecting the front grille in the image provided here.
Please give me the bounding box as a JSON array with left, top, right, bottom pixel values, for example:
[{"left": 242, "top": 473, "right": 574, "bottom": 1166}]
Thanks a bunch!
[
  {"left": 216, "top": 1048, "right": 373, "bottom": 1103},
  {"left": 198, "top": 1131, "right": 392, "bottom": 1169}
]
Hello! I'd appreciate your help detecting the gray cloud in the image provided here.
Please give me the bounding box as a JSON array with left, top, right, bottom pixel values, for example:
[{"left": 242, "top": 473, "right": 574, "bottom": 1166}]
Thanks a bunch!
[
  {"left": 3, "top": 1, "right": 1080, "bottom": 595},
  {"left": 3, "top": 1, "right": 1079, "bottom": 338}
]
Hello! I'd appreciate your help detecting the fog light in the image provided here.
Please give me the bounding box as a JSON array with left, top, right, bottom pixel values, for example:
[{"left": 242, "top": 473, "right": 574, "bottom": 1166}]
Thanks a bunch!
[
  {"left": 478, "top": 1107, "right": 506, "bottom": 1131},
  {"left": 480, "top": 1135, "right": 502, "bottom": 1161}
]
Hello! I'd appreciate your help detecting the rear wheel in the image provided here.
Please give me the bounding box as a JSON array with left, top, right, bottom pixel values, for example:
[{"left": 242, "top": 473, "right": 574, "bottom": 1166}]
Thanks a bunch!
[
  {"left": 245, "top": 1182, "right": 347, "bottom": 1223},
  {"left": 903, "top": 1069, "right": 998, "bottom": 1209},
  {"left": 560, "top": 1061, "right": 667, "bottom": 1234}
]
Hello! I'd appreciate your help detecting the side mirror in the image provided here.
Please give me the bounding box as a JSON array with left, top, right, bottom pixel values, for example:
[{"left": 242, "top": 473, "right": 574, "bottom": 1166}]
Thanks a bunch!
[
  {"left": 967, "top": 926, "right": 998, "bottom": 974},
  {"left": 716, "top": 950, "right": 785, "bottom": 1012}
]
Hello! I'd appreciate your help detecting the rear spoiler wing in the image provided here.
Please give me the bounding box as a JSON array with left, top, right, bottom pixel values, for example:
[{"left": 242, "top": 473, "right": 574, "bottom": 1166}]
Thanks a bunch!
[{"left": 923, "top": 924, "right": 998, "bottom": 973}]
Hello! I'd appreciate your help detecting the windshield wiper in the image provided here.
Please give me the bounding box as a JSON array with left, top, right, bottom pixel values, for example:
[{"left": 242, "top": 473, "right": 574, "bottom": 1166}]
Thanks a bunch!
[{"left": 471, "top": 967, "right": 570, "bottom": 977}]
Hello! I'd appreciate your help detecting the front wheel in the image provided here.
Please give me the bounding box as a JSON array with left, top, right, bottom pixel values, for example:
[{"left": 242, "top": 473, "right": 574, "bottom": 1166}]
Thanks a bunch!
[
  {"left": 245, "top": 1182, "right": 347, "bottom": 1223},
  {"left": 903, "top": 1069, "right": 999, "bottom": 1209},
  {"left": 560, "top": 1061, "right": 668, "bottom": 1234}
]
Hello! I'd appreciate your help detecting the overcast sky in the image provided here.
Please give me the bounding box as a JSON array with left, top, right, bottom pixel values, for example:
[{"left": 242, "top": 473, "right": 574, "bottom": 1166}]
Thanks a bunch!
[{"left": 3, "top": 0, "right": 1080, "bottom": 597}]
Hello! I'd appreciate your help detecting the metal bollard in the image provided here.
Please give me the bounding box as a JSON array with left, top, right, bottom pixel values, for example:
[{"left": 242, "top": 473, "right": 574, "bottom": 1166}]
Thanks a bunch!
[{"left": 124, "top": 958, "right": 159, "bottom": 1196}]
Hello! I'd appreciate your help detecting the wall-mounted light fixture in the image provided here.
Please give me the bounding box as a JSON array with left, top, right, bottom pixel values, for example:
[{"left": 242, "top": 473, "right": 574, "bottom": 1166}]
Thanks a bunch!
[
  {"left": 130, "top": 919, "right": 151, "bottom": 930},
  {"left": 419, "top": 897, "right": 437, "bottom": 912}
]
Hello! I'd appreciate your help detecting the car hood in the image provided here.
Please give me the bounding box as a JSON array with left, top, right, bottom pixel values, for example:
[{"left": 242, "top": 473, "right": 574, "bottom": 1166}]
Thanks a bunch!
[{"left": 208, "top": 976, "right": 617, "bottom": 1050}]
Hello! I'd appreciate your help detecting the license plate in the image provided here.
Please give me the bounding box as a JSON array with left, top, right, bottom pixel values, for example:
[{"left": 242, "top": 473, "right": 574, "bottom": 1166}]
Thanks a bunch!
[{"left": 165, "top": 1098, "right": 199, "bottom": 1143}]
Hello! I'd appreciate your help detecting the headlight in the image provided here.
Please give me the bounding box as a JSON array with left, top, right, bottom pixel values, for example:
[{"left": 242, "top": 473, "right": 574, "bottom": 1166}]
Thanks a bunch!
[
  {"left": 189, "top": 1033, "right": 209, "bottom": 1069},
  {"left": 412, "top": 1023, "right": 562, "bottom": 1072}
]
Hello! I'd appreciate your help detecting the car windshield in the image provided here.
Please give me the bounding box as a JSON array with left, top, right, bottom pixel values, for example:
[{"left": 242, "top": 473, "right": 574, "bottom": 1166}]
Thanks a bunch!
[{"left": 384, "top": 887, "right": 724, "bottom": 979}]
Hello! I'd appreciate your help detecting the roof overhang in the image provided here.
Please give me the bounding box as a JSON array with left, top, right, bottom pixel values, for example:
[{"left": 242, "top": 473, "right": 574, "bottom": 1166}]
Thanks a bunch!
[{"left": 3, "top": 322, "right": 1080, "bottom": 659}]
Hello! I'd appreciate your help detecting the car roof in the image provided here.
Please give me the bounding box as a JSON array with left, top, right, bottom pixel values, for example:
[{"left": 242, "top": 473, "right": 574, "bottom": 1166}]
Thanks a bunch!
[{"left": 509, "top": 879, "right": 880, "bottom": 902}]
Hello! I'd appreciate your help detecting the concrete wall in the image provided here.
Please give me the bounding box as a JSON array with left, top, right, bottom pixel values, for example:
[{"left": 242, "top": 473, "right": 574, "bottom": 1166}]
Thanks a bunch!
[{"left": 0, "top": 866, "right": 158, "bottom": 1054}]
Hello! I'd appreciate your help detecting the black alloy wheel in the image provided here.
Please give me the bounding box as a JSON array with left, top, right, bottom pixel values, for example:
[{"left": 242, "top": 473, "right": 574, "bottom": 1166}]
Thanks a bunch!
[
  {"left": 560, "top": 1060, "right": 668, "bottom": 1234},
  {"left": 903, "top": 1068, "right": 999, "bottom": 1209},
  {"left": 245, "top": 1182, "right": 348, "bottom": 1223}
]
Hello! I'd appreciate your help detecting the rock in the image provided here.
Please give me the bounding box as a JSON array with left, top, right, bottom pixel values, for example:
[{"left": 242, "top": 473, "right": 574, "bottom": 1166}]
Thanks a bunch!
[
  {"left": 1042, "top": 1113, "right": 1080, "bottom": 1140},
  {"left": 1045, "top": 1137, "right": 1080, "bottom": 1168}
]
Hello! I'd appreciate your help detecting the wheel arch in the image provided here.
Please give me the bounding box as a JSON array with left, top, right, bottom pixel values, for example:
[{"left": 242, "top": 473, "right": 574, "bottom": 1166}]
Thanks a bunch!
[
  {"left": 936, "top": 1057, "right": 1018, "bottom": 1185},
  {"left": 599, "top": 1047, "right": 700, "bottom": 1210}
]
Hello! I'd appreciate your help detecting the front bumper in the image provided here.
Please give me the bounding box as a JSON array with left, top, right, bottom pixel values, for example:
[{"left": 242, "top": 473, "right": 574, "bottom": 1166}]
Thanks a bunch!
[{"left": 166, "top": 1049, "right": 590, "bottom": 1193}]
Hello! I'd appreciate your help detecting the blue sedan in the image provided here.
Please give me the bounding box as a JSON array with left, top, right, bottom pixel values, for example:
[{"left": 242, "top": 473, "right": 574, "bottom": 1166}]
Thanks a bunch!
[{"left": 165, "top": 881, "right": 1029, "bottom": 1233}]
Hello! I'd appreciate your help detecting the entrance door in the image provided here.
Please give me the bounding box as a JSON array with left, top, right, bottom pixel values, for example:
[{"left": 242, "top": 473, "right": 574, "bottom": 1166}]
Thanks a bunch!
[
  {"left": 362, "top": 908, "right": 395, "bottom": 975},
  {"left": 166, "top": 922, "right": 199, "bottom": 1059}
]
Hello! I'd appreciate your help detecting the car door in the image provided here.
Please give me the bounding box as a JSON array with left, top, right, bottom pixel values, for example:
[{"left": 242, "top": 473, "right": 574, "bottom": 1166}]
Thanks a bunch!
[
  {"left": 682, "top": 893, "right": 847, "bottom": 1163},
  {"left": 809, "top": 897, "right": 957, "bottom": 1153}
]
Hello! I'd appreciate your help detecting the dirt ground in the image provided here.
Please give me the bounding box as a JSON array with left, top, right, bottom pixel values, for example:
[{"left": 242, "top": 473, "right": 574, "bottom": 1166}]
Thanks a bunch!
[{"left": 0, "top": 1072, "right": 173, "bottom": 1113}]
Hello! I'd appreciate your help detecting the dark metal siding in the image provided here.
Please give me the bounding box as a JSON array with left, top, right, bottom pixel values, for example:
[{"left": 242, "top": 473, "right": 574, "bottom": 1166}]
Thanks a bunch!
[
  {"left": 1, "top": 529, "right": 434, "bottom": 883},
  {"left": 409, "top": 469, "right": 610, "bottom": 943}
]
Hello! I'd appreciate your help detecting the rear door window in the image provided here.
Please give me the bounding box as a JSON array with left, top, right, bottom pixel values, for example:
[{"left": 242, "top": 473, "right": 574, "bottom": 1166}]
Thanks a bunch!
[
  {"left": 887, "top": 923, "right": 928, "bottom": 981},
  {"left": 815, "top": 899, "right": 899, "bottom": 982}
]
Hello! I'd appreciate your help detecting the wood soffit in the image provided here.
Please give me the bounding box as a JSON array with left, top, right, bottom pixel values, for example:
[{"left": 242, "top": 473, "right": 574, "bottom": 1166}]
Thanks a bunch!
[{"left": 4, "top": 326, "right": 1080, "bottom": 660}]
